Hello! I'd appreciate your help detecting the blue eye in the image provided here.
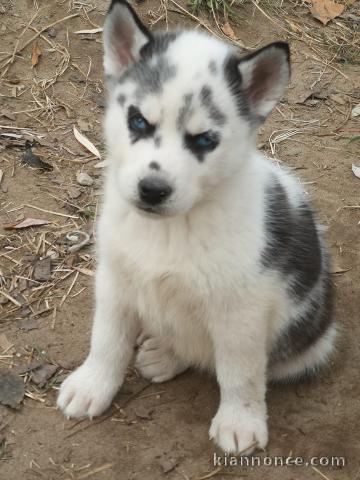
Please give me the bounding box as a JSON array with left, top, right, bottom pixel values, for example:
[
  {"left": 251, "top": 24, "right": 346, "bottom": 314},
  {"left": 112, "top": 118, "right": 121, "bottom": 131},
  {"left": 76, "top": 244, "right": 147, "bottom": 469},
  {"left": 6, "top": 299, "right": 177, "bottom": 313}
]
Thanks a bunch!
[
  {"left": 184, "top": 131, "right": 219, "bottom": 160},
  {"left": 130, "top": 114, "right": 147, "bottom": 131},
  {"left": 194, "top": 133, "right": 217, "bottom": 150},
  {"left": 128, "top": 106, "right": 155, "bottom": 140}
]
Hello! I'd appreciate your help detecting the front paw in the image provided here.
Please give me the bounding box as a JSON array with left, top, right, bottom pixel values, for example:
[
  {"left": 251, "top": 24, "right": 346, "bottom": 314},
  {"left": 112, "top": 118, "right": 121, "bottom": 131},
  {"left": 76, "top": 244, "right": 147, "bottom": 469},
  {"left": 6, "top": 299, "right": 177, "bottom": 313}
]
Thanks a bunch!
[
  {"left": 57, "top": 362, "right": 120, "bottom": 419},
  {"left": 209, "top": 403, "right": 268, "bottom": 455}
]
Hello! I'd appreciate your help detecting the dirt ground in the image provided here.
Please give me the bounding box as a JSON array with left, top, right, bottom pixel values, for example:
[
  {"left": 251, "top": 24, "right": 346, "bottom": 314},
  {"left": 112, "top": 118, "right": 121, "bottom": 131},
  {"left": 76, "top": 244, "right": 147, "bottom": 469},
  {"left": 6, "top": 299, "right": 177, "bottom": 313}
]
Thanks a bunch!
[{"left": 0, "top": 0, "right": 359, "bottom": 479}]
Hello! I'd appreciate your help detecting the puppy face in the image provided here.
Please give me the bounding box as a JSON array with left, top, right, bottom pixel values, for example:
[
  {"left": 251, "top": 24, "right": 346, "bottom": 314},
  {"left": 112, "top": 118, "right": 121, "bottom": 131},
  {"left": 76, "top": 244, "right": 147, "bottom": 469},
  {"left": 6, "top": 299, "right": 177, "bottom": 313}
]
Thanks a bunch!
[{"left": 103, "top": 0, "right": 290, "bottom": 216}]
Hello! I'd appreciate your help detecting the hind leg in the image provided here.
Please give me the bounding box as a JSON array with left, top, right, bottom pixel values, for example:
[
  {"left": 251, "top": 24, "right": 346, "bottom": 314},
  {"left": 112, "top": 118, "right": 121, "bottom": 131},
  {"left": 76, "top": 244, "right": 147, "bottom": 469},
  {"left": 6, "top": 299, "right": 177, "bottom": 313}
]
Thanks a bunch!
[{"left": 135, "top": 335, "right": 189, "bottom": 383}]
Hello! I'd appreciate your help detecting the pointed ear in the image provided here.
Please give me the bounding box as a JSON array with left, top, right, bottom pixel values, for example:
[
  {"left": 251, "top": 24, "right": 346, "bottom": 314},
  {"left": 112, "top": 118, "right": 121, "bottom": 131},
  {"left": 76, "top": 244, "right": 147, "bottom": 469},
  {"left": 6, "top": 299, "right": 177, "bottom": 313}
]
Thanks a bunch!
[
  {"left": 103, "top": 0, "right": 152, "bottom": 79},
  {"left": 236, "top": 42, "right": 290, "bottom": 122}
]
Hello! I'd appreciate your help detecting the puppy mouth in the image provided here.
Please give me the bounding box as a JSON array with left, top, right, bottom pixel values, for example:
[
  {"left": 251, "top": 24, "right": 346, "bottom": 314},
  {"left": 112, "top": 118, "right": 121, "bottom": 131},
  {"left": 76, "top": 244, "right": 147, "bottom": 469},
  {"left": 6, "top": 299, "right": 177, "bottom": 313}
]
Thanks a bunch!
[{"left": 135, "top": 202, "right": 166, "bottom": 216}]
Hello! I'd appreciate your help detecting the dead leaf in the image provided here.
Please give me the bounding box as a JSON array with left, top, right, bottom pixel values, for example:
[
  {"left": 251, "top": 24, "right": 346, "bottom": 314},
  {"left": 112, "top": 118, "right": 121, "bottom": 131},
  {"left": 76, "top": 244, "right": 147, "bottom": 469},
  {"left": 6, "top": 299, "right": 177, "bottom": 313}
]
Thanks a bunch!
[
  {"left": 0, "top": 132, "right": 22, "bottom": 140},
  {"left": 352, "top": 164, "right": 360, "bottom": 179},
  {"left": 331, "top": 267, "right": 352, "bottom": 275},
  {"left": 73, "top": 266, "right": 94, "bottom": 277},
  {"left": 3, "top": 218, "right": 51, "bottom": 230},
  {"left": 73, "top": 126, "right": 101, "bottom": 159},
  {"left": 0, "top": 371, "right": 25, "bottom": 409},
  {"left": 94, "top": 160, "right": 109, "bottom": 168},
  {"left": 295, "top": 88, "right": 328, "bottom": 104},
  {"left": 351, "top": 103, "right": 360, "bottom": 118},
  {"left": 310, "top": 0, "right": 345, "bottom": 25},
  {"left": 31, "top": 42, "right": 42, "bottom": 66},
  {"left": 220, "top": 22, "right": 236, "bottom": 40},
  {"left": 33, "top": 257, "right": 51, "bottom": 282},
  {"left": 74, "top": 27, "right": 103, "bottom": 34},
  {"left": 22, "top": 145, "right": 53, "bottom": 171},
  {"left": 30, "top": 364, "right": 58, "bottom": 387},
  {"left": 17, "top": 318, "right": 40, "bottom": 331}
]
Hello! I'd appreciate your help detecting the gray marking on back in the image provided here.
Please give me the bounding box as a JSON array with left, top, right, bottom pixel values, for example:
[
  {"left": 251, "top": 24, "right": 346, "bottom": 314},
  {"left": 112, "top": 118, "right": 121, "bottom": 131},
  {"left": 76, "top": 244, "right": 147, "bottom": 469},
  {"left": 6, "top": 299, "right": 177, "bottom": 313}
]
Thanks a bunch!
[
  {"left": 200, "top": 86, "right": 226, "bottom": 126},
  {"left": 177, "top": 93, "right": 193, "bottom": 129},
  {"left": 262, "top": 175, "right": 334, "bottom": 367},
  {"left": 261, "top": 176, "right": 322, "bottom": 298},
  {"left": 269, "top": 273, "right": 333, "bottom": 365}
]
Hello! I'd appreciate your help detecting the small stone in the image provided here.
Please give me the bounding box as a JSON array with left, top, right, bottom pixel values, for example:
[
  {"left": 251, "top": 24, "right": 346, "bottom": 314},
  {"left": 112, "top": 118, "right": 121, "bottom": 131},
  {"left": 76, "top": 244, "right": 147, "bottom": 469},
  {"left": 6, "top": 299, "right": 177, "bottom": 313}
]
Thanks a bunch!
[
  {"left": 76, "top": 171, "right": 94, "bottom": 186},
  {"left": 0, "top": 294, "right": 9, "bottom": 305},
  {"left": 47, "top": 27, "right": 57, "bottom": 38},
  {"left": 0, "top": 370, "right": 25, "bottom": 409},
  {"left": 134, "top": 406, "right": 154, "bottom": 420},
  {"left": 33, "top": 257, "right": 51, "bottom": 282},
  {"left": 46, "top": 249, "right": 59, "bottom": 260},
  {"left": 31, "top": 364, "right": 58, "bottom": 387},
  {"left": 159, "top": 458, "right": 177, "bottom": 474}
]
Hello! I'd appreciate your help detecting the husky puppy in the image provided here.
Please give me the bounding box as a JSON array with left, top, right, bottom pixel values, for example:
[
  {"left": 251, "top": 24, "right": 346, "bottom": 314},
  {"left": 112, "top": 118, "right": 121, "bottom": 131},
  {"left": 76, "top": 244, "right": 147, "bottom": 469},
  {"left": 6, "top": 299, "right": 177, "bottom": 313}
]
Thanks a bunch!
[{"left": 58, "top": 0, "right": 337, "bottom": 454}]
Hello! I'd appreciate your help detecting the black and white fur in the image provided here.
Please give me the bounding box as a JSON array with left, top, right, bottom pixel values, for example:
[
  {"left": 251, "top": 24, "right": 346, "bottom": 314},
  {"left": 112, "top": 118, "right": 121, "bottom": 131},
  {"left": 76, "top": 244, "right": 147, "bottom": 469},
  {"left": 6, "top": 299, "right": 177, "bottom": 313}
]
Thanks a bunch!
[{"left": 57, "top": 0, "right": 337, "bottom": 454}]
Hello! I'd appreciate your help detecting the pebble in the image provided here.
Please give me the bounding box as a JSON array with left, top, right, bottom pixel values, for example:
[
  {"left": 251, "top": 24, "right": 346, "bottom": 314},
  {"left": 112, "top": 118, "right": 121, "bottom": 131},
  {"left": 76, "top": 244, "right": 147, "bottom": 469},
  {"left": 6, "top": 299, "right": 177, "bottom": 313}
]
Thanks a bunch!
[{"left": 76, "top": 171, "right": 94, "bottom": 186}]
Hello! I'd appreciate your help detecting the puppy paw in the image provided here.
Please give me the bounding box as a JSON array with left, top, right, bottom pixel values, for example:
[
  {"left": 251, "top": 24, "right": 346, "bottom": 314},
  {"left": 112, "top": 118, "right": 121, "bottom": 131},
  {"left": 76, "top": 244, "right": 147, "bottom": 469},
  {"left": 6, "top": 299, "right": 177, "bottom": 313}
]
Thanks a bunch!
[
  {"left": 135, "top": 336, "right": 187, "bottom": 383},
  {"left": 209, "top": 403, "right": 268, "bottom": 455},
  {"left": 57, "top": 362, "right": 120, "bottom": 419}
]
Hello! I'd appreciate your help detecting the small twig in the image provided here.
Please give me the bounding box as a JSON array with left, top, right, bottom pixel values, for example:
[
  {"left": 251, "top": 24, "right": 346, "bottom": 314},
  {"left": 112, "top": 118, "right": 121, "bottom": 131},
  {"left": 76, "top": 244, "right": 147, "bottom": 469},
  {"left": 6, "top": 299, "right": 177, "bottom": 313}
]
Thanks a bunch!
[
  {"left": 168, "top": 0, "right": 221, "bottom": 40},
  {"left": 0, "top": 290, "right": 22, "bottom": 307},
  {"left": 51, "top": 306, "right": 57, "bottom": 330},
  {"left": 77, "top": 463, "right": 113, "bottom": 480},
  {"left": 65, "top": 383, "right": 152, "bottom": 439},
  {"left": 307, "top": 53, "right": 349, "bottom": 81},
  {"left": 312, "top": 466, "right": 333, "bottom": 480},
  {"left": 195, "top": 465, "right": 224, "bottom": 480},
  {"left": 0, "top": 415, "right": 14, "bottom": 433},
  {"left": 0, "top": 13, "right": 80, "bottom": 75},
  {"left": 59, "top": 271, "right": 79, "bottom": 307},
  {"left": 23, "top": 204, "right": 79, "bottom": 219}
]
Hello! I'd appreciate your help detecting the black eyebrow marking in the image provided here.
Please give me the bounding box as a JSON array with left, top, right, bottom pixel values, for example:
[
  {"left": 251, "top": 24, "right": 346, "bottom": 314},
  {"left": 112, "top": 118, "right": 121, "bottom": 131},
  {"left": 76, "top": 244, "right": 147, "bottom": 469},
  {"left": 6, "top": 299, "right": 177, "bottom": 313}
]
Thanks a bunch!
[
  {"left": 177, "top": 93, "right": 193, "bottom": 129},
  {"left": 200, "top": 86, "right": 226, "bottom": 126}
]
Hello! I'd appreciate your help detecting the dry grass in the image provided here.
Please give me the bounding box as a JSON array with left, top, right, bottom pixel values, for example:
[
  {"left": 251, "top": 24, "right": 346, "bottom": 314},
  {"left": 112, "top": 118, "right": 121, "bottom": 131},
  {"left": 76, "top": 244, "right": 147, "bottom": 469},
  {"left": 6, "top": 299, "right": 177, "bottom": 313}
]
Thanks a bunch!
[{"left": 0, "top": 0, "right": 358, "bottom": 477}]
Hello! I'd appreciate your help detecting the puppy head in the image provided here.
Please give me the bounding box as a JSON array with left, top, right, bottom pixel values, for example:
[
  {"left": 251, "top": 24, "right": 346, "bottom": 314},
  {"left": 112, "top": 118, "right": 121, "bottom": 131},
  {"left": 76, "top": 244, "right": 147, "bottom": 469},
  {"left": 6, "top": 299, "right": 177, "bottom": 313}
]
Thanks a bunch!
[{"left": 103, "top": 0, "right": 290, "bottom": 216}]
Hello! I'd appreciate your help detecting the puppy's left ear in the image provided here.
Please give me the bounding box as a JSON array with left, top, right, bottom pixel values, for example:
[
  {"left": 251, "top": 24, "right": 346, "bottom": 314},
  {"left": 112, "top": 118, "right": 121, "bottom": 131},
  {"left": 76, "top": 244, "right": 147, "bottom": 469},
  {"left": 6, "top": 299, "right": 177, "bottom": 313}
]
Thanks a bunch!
[
  {"left": 103, "top": 0, "right": 152, "bottom": 80},
  {"left": 236, "top": 42, "right": 290, "bottom": 122}
]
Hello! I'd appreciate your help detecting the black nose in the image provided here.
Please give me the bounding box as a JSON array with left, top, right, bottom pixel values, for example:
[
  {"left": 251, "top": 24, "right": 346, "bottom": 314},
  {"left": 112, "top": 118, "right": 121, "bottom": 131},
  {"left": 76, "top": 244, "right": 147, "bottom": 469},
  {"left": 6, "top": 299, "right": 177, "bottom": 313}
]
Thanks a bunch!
[{"left": 138, "top": 177, "right": 172, "bottom": 206}]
